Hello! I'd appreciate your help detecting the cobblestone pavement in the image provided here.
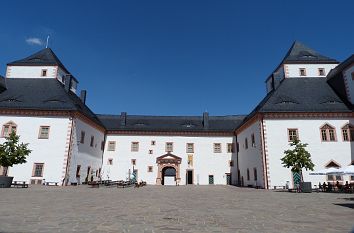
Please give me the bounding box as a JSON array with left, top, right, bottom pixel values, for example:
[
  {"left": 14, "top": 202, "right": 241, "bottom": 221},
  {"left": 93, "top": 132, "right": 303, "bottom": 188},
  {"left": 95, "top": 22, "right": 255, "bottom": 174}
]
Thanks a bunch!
[{"left": 0, "top": 185, "right": 353, "bottom": 233}]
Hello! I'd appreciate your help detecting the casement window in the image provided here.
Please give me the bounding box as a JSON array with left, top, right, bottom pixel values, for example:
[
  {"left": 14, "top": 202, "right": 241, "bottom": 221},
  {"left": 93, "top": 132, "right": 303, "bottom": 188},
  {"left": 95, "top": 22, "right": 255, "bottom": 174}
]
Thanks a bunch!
[
  {"left": 213, "top": 143, "right": 221, "bottom": 153},
  {"left": 245, "top": 138, "right": 248, "bottom": 149},
  {"left": 254, "top": 168, "right": 257, "bottom": 181},
  {"left": 76, "top": 165, "right": 81, "bottom": 177},
  {"left": 320, "top": 124, "right": 336, "bottom": 142},
  {"left": 247, "top": 168, "right": 250, "bottom": 181},
  {"left": 342, "top": 124, "right": 354, "bottom": 141},
  {"left": 165, "top": 142, "right": 173, "bottom": 152},
  {"left": 107, "top": 141, "right": 116, "bottom": 151},
  {"left": 131, "top": 142, "right": 139, "bottom": 152},
  {"left": 251, "top": 134, "right": 256, "bottom": 147},
  {"left": 229, "top": 160, "right": 234, "bottom": 167},
  {"left": 38, "top": 126, "right": 50, "bottom": 139},
  {"left": 186, "top": 143, "right": 194, "bottom": 153},
  {"left": 318, "top": 68, "right": 326, "bottom": 76},
  {"left": 32, "top": 163, "right": 44, "bottom": 177},
  {"left": 151, "top": 140, "right": 156, "bottom": 146},
  {"left": 148, "top": 166, "right": 153, "bottom": 172},
  {"left": 131, "top": 159, "right": 136, "bottom": 166},
  {"left": 1, "top": 121, "right": 17, "bottom": 137},
  {"left": 41, "top": 69, "right": 47, "bottom": 77},
  {"left": 90, "top": 136, "right": 94, "bottom": 147},
  {"left": 208, "top": 175, "right": 214, "bottom": 184},
  {"left": 288, "top": 129, "right": 299, "bottom": 141},
  {"left": 80, "top": 131, "right": 85, "bottom": 144},
  {"left": 227, "top": 143, "right": 234, "bottom": 153},
  {"left": 148, "top": 150, "right": 153, "bottom": 155},
  {"left": 108, "top": 158, "right": 113, "bottom": 165},
  {"left": 299, "top": 68, "right": 306, "bottom": 76}
]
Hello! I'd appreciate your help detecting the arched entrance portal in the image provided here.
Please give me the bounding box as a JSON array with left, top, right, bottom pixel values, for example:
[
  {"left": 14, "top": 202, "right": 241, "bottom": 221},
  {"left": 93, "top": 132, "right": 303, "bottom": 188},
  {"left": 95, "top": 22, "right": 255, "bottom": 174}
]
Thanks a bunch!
[
  {"left": 162, "top": 167, "right": 176, "bottom": 185},
  {"left": 156, "top": 153, "right": 182, "bottom": 185}
]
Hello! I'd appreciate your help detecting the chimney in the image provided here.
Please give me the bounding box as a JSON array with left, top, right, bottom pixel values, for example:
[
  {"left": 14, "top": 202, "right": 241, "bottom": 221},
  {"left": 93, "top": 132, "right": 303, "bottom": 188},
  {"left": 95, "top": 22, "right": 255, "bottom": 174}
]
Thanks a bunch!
[
  {"left": 64, "top": 75, "right": 72, "bottom": 92},
  {"left": 80, "top": 90, "right": 87, "bottom": 104},
  {"left": 120, "top": 112, "right": 127, "bottom": 126},
  {"left": 203, "top": 112, "right": 209, "bottom": 129}
]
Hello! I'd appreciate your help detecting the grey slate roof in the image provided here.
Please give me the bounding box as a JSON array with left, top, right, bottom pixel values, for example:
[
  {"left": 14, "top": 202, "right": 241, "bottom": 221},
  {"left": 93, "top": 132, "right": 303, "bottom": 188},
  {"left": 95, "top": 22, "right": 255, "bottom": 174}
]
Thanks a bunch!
[
  {"left": 97, "top": 114, "right": 245, "bottom": 132},
  {"left": 7, "top": 48, "right": 78, "bottom": 82},
  {"left": 266, "top": 41, "right": 339, "bottom": 82},
  {"left": 0, "top": 78, "right": 102, "bottom": 127},
  {"left": 244, "top": 77, "right": 352, "bottom": 123}
]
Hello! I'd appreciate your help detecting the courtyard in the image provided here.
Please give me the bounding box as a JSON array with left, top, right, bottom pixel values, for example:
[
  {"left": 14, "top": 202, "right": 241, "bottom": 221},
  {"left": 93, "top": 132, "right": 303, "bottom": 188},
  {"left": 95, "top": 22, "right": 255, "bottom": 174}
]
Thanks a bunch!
[{"left": 0, "top": 185, "right": 353, "bottom": 233}]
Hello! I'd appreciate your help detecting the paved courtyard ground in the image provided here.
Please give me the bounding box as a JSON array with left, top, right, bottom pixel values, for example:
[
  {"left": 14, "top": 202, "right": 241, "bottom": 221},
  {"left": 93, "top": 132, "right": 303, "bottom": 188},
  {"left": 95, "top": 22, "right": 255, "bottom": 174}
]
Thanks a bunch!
[{"left": 0, "top": 185, "right": 353, "bottom": 233}]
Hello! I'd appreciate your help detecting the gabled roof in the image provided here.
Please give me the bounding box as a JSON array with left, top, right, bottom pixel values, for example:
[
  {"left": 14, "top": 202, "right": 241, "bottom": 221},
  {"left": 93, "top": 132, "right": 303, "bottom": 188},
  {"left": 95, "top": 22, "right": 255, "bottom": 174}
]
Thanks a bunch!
[
  {"left": 7, "top": 48, "right": 78, "bottom": 82},
  {"left": 266, "top": 41, "right": 339, "bottom": 82},
  {"left": 0, "top": 78, "right": 103, "bottom": 128},
  {"left": 242, "top": 77, "right": 352, "bottom": 124},
  {"left": 97, "top": 114, "right": 245, "bottom": 133}
]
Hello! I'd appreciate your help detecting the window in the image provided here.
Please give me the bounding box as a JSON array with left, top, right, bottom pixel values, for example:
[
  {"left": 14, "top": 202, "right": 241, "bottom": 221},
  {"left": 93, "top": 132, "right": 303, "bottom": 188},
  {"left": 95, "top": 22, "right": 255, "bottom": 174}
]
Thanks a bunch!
[
  {"left": 227, "top": 143, "right": 234, "bottom": 153},
  {"left": 76, "top": 165, "right": 81, "bottom": 177},
  {"left": 299, "top": 68, "right": 306, "bottom": 76},
  {"left": 149, "top": 150, "right": 153, "bottom": 155},
  {"left": 288, "top": 129, "right": 298, "bottom": 141},
  {"left": 41, "top": 69, "right": 47, "bottom": 77},
  {"left": 89, "top": 136, "right": 95, "bottom": 147},
  {"left": 229, "top": 160, "right": 234, "bottom": 167},
  {"left": 327, "top": 174, "right": 342, "bottom": 181},
  {"left": 320, "top": 124, "right": 336, "bottom": 142},
  {"left": 342, "top": 124, "right": 354, "bottom": 141},
  {"left": 80, "top": 131, "right": 85, "bottom": 144},
  {"left": 254, "top": 168, "right": 257, "bottom": 181},
  {"left": 1, "top": 166, "right": 8, "bottom": 176},
  {"left": 186, "top": 143, "right": 194, "bottom": 153},
  {"left": 151, "top": 140, "right": 156, "bottom": 146},
  {"left": 213, "top": 143, "right": 221, "bottom": 153},
  {"left": 209, "top": 175, "right": 214, "bottom": 184},
  {"left": 32, "top": 163, "right": 44, "bottom": 177},
  {"left": 318, "top": 68, "right": 326, "bottom": 76},
  {"left": 247, "top": 168, "right": 250, "bottom": 181},
  {"left": 38, "top": 126, "right": 50, "bottom": 139},
  {"left": 1, "top": 121, "right": 17, "bottom": 137},
  {"left": 245, "top": 138, "right": 248, "bottom": 149},
  {"left": 131, "top": 159, "right": 136, "bottom": 166},
  {"left": 165, "top": 142, "right": 173, "bottom": 152},
  {"left": 107, "top": 141, "right": 116, "bottom": 151},
  {"left": 148, "top": 166, "right": 153, "bottom": 172},
  {"left": 251, "top": 134, "right": 256, "bottom": 147},
  {"left": 108, "top": 158, "right": 113, "bottom": 165},
  {"left": 131, "top": 142, "right": 139, "bottom": 152}
]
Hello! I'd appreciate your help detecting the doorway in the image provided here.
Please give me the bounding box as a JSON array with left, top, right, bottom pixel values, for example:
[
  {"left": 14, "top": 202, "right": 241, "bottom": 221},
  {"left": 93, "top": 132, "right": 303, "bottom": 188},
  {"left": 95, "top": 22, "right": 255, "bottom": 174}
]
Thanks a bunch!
[
  {"left": 162, "top": 167, "right": 176, "bottom": 185},
  {"left": 226, "top": 173, "right": 231, "bottom": 185},
  {"left": 186, "top": 170, "right": 193, "bottom": 185}
]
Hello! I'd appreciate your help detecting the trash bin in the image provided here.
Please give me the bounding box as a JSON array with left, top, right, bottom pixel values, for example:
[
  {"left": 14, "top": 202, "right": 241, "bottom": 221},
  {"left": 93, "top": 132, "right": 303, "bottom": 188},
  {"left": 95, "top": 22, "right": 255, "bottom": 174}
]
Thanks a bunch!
[{"left": 301, "top": 182, "right": 312, "bottom": 193}]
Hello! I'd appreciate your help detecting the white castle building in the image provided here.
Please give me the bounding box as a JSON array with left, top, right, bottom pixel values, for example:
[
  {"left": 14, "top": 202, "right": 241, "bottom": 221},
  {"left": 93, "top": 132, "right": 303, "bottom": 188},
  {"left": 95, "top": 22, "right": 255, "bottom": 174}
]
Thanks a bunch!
[{"left": 0, "top": 41, "right": 353, "bottom": 188}]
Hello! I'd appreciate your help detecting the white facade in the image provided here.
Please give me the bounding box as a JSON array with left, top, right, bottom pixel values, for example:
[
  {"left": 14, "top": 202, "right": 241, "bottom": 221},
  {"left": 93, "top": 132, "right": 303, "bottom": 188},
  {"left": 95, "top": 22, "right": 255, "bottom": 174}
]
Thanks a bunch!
[
  {"left": 264, "top": 118, "right": 354, "bottom": 188},
  {"left": 0, "top": 115, "right": 70, "bottom": 183},
  {"left": 285, "top": 64, "right": 338, "bottom": 78},
  {"left": 6, "top": 65, "right": 58, "bottom": 79},
  {"left": 102, "top": 134, "right": 235, "bottom": 185}
]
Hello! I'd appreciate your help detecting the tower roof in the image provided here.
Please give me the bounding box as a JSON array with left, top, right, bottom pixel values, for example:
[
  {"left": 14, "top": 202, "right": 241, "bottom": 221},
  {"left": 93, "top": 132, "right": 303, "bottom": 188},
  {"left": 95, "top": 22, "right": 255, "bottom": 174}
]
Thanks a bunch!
[
  {"left": 8, "top": 48, "right": 70, "bottom": 74},
  {"left": 281, "top": 41, "right": 339, "bottom": 64}
]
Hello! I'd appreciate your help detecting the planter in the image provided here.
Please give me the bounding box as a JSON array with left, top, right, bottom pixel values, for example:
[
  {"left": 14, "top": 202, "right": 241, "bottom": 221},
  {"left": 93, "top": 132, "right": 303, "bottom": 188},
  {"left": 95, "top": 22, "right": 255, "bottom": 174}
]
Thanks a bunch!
[{"left": 0, "top": 176, "right": 14, "bottom": 188}]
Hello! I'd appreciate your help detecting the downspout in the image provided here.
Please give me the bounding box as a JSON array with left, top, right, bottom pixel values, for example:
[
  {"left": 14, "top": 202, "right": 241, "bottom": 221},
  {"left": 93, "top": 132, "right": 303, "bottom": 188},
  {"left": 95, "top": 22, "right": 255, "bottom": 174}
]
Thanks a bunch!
[
  {"left": 260, "top": 115, "right": 269, "bottom": 189},
  {"left": 63, "top": 115, "right": 74, "bottom": 186}
]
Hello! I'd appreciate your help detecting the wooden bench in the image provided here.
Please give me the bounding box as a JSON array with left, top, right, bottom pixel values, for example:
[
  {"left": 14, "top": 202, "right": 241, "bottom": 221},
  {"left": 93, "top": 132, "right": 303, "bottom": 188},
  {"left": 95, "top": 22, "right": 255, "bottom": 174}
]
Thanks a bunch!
[
  {"left": 12, "top": 181, "right": 28, "bottom": 188},
  {"left": 88, "top": 181, "right": 99, "bottom": 188},
  {"left": 45, "top": 182, "right": 58, "bottom": 186}
]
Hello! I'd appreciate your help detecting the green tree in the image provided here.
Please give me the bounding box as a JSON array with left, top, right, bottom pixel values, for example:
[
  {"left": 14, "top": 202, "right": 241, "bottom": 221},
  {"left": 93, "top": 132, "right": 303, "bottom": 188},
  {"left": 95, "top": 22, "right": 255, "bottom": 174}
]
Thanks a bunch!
[
  {"left": 281, "top": 139, "right": 314, "bottom": 182},
  {"left": 0, "top": 131, "right": 31, "bottom": 176}
]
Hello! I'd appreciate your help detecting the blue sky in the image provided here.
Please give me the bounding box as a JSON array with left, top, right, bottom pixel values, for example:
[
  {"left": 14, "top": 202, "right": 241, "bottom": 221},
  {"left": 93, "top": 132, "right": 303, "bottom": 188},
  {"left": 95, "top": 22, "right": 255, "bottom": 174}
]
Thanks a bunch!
[{"left": 0, "top": 1, "right": 353, "bottom": 116}]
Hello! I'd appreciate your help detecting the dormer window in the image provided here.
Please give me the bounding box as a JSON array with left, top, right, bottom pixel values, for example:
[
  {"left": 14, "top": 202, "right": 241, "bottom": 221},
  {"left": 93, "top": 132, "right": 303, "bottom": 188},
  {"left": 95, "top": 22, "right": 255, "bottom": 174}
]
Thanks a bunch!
[
  {"left": 318, "top": 68, "right": 326, "bottom": 76},
  {"left": 41, "top": 69, "right": 47, "bottom": 77},
  {"left": 342, "top": 124, "right": 354, "bottom": 141},
  {"left": 299, "top": 68, "right": 306, "bottom": 76},
  {"left": 320, "top": 123, "right": 336, "bottom": 142}
]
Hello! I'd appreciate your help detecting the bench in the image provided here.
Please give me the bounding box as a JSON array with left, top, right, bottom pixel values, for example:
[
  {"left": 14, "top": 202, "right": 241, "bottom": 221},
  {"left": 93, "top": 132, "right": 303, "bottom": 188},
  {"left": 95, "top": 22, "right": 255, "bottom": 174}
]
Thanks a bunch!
[
  {"left": 12, "top": 181, "right": 28, "bottom": 188},
  {"left": 273, "top": 186, "right": 286, "bottom": 190},
  {"left": 45, "top": 182, "right": 58, "bottom": 186},
  {"left": 88, "top": 181, "right": 99, "bottom": 188}
]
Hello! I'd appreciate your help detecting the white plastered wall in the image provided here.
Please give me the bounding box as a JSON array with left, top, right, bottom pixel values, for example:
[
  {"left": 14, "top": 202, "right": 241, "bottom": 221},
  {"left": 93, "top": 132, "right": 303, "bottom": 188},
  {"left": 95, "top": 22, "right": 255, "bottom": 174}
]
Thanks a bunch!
[
  {"left": 285, "top": 64, "right": 338, "bottom": 78},
  {"left": 6, "top": 66, "right": 58, "bottom": 79}
]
